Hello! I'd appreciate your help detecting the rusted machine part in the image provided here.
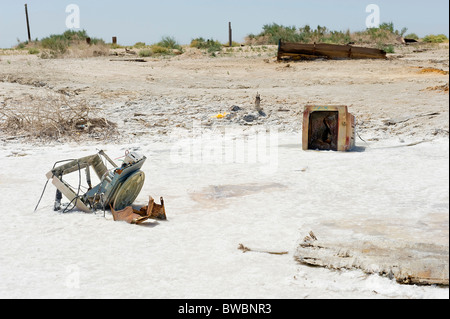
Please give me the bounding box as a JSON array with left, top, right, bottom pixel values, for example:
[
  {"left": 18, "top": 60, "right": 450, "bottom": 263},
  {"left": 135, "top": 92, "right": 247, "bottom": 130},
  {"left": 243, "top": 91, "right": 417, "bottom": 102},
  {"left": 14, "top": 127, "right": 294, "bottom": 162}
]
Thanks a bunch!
[
  {"left": 111, "top": 196, "right": 167, "bottom": 225},
  {"left": 302, "top": 105, "right": 355, "bottom": 152},
  {"left": 277, "top": 41, "right": 387, "bottom": 61}
]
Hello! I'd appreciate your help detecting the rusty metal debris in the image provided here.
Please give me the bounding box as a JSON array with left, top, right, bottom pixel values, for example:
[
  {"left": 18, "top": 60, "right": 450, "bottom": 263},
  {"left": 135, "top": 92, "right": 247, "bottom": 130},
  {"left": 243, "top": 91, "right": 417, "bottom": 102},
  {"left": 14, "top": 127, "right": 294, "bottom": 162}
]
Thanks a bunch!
[
  {"left": 302, "top": 105, "right": 355, "bottom": 152},
  {"left": 277, "top": 41, "right": 387, "bottom": 61},
  {"left": 38, "top": 150, "right": 167, "bottom": 224},
  {"left": 111, "top": 196, "right": 167, "bottom": 225}
]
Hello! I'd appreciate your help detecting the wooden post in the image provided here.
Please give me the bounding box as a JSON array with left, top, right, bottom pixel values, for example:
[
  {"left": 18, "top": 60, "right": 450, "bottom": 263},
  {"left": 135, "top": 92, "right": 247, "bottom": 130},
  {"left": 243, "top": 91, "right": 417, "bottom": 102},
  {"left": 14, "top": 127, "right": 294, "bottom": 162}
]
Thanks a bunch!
[
  {"left": 24, "top": 4, "right": 31, "bottom": 42},
  {"left": 112, "top": 36, "right": 117, "bottom": 45},
  {"left": 228, "top": 22, "right": 232, "bottom": 47}
]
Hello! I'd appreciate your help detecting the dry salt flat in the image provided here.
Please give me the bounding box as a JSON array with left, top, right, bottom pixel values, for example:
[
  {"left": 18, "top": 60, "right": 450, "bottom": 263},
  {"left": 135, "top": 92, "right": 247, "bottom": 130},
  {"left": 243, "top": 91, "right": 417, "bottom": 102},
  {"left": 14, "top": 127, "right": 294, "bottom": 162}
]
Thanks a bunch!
[{"left": 0, "top": 44, "right": 448, "bottom": 299}]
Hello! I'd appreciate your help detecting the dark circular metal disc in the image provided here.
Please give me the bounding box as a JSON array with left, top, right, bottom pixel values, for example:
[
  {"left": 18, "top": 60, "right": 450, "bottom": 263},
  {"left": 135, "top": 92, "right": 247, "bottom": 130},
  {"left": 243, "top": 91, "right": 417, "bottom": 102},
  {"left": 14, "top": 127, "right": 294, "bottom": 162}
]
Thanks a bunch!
[{"left": 113, "top": 171, "right": 145, "bottom": 211}]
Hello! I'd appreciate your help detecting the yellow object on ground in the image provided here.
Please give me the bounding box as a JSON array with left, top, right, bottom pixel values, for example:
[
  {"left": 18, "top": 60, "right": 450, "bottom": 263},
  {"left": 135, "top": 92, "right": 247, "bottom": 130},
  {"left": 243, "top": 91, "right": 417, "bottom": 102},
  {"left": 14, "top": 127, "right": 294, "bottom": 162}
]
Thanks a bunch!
[{"left": 213, "top": 113, "right": 229, "bottom": 119}]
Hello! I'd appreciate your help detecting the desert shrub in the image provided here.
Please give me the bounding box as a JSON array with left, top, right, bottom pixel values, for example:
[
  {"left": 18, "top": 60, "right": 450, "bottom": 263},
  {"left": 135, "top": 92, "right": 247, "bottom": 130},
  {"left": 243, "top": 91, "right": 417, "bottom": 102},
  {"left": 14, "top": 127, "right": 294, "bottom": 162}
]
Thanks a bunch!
[
  {"left": 228, "top": 41, "right": 241, "bottom": 47},
  {"left": 378, "top": 22, "right": 395, "bottom": 33},
  {"left": 378, "top": 44, "right": 395, "bottom": 53},
  {"left": 365, "top": 27, "right": 393, "bottom": 41},
  {"left": 254, "top": 23, "right": 303, "bottom": 45},
  {"left": 134, "top": 42, "right": 147, "bottom": 48},
  {"left": 16, "top": 41, "right": 28, "bottom": 49},
  {"left": 422, "top": 34, "right": 449, "bottom": 43},
  {"left": 190, "top": 37, "right": 223, "bottom": 52},
  {"left": 139, "top": 49, "right": 152, "bottom": 57},
  {"left": 157, "top": 36, "right": 182, "bottom": 50},
  {"left": 150, "top": 45, "right": 171, "bottom": 55},
  {"left": 320, "top": 30, "right": 352, "bottom": 44},
  {"left": 247, "top": 22, "right": 409, "bottom": 46},
  {"left": 28, "top": 48, "right": 40, "bottom": 55},
  {"left": 40, "top": 36, "right": 69, "bottom": 55},
  {"left": 404, "top": 33, "right": 419, "bottom": 40},
  {"left": 88, "top": 37, "right": 105, "bottom": 45},
  {"left": 109, "top": 43, "right": 125, "bottom": 49},
  {"left": 33, "top": 30, "right": 106, "bottom": 58}
]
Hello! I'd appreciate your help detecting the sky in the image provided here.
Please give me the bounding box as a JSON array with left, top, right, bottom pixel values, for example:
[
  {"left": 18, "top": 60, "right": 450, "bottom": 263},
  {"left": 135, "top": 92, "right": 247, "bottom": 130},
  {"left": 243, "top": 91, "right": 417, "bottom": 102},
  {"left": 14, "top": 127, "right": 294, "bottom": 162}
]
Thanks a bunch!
[{"left": 0, "top": 0, "right": 448, "bottom": 48}]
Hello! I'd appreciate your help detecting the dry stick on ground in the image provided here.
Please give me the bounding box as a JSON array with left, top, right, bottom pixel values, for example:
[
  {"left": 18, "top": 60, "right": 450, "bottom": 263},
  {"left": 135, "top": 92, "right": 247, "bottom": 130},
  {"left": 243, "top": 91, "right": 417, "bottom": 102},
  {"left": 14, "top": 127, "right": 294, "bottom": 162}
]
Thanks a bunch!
[{"left": 238, "top": 243, "right": 289, "bottom": 255}]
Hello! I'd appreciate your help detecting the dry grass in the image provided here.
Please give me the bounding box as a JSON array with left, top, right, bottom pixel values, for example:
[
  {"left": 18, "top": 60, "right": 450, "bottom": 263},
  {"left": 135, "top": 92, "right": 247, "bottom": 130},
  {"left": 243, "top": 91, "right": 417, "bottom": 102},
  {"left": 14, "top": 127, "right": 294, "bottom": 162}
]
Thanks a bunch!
[
  {"left": 64, "top": 43, "right": 110, "bottom": 58},
  {"left": 39, "top": 43, "right": 110, "bottom": 59},
  {"left": 0, "top": 95, "right": 117, "bottom": 141}
]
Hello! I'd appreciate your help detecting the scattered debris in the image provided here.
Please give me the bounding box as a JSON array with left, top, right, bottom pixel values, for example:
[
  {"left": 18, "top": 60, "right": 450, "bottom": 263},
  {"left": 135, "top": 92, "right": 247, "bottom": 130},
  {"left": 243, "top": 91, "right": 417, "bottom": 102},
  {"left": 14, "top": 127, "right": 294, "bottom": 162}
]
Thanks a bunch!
[
  {"left": 417, "top": 67, "right": 449, "bottom": 75},
  {"left": 110, "top": 58, "right": 147, "bottom": 63},
  {"left": 254, "top": 93, "right": 266, "bottom": 117},
  {"left": 0, "top": 95, "right": 117, "bottom": 141},
  {"left": 6, "top": 151, "right": 28, "bottom": 157},
  {"left": 213, "top": 112, "right": 229, "bottom": 119},
  {"left": 243, "top": 114, "right": 257, "bottom": 123},
  {"left": 303, "top": 231, "right": 318, "bottom": 242},
  {"left": 277, "top": 41, "right": 387, "bottom": 61},
  {"left": 230, "top": 105, "right": 242, "bottom": 112},
  {"left": 38, "top": 150, "right": 167, "bottom": 224},
  {"left": 238, "top": 243, "right": 288, "bottom": 255},
  {"left": 425, "top": 83, "right": 449, "bottom": 93},
  {"left": 302, "top": 105, "right": 355, "bottom": 151},
  {"left": 383, "top": 112, "right": 440, "bottom": 126},
  {"left": 111, "top": 196, "right": 167, "bottom": 225},
  {"left": 294, "top": 232, "right": 449, "bottom": 286},
  {"left": 397, "top": 37, "right": 419, "bottom": 44}
]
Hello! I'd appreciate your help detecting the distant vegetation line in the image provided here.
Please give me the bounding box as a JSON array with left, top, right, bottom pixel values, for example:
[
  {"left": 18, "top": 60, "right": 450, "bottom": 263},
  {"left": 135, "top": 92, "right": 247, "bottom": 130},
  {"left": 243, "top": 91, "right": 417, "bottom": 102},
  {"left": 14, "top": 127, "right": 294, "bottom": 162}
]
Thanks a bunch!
[{"left": 13, "top": 22, "right": 449, "bottom": 59}]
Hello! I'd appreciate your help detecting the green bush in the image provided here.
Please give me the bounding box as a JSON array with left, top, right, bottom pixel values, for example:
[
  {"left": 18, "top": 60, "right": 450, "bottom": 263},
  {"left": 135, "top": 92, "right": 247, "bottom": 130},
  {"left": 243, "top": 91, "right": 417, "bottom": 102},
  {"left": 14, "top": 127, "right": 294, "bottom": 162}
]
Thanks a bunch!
[
  {"left": 190, "top": 37, "right": 223, "bottom": 52},
  {"left": 228, "top": 41, "right": 241, "bottom": 47},
  {"left": 246, "top": 22, "right": 409, "bottom": 46},
  {"left": 134, "top": 42, "right": 147, "bottom": 48},
  {"left": 17, "top": 41, "right": 28, "bottom": 49},
  {"left": 422, "top": 34, "right": 448, "bottom": 43},
  {"left": 260, "top": 23, "right": 303, "bottom": 44},
  {"left": 378, "top": 44, "right": 395, "bottom": 53},
  {"left": 38, "top": 30, "right": 104, "bottom": 56},
  {"left": 28, "top": 48, "right": 40, "bottom": 55},
  {"left": 139, "top": 49, "right": 152, "bottom": 57},
  {"left": 150, "top": 45, "right": 171, "bottom": 55},
  {"left": 40, "top": 36, "right": 69, "bottom": 54},
  {"left": 378, "top": 22, "right": 395, "bottom": 33},
  {"left": 157, "top": 36, "right": 182, "bottom": 50},
  {"left": 404, "top": 33, "right": 419, "bottom": 40}
]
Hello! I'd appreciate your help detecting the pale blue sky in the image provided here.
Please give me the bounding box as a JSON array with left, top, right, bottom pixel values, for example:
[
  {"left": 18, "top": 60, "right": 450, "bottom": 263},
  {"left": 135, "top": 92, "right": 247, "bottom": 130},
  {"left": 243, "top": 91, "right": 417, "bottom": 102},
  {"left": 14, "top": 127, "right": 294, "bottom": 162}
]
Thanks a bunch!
[{"left": 0, "top": 0, "right": 448, "bottom": 48}]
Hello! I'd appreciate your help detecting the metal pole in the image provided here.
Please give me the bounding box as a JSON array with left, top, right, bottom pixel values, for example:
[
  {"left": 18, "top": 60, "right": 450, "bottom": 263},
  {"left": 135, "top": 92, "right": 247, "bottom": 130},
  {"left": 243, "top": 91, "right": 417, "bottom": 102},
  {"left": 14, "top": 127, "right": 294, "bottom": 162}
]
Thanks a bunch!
[
  {"left": 25, "top": 4, "right": 31, "bottom": 42},
  {"left": 228, "top": 22, "right": 233, "bottom": 47}
]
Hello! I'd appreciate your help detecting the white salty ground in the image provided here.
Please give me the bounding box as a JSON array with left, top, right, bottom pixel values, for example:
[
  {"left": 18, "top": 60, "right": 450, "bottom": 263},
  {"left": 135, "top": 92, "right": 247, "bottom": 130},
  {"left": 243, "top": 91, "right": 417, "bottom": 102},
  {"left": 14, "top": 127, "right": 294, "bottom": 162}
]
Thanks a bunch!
[
  {"left": 0, "top": 44, "right": 448, "bottom": 299},
  {"left": 0, "top": 135, "right": 448, "bottom": 299}
]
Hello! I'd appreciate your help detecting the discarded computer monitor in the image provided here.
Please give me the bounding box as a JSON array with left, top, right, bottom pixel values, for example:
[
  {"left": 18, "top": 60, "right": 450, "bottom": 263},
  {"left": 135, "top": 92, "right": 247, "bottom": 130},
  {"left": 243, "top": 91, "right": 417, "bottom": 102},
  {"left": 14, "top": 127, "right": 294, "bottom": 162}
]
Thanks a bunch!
[{"left": 302, "top": 105, "right": 355, "bottom": 151}]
